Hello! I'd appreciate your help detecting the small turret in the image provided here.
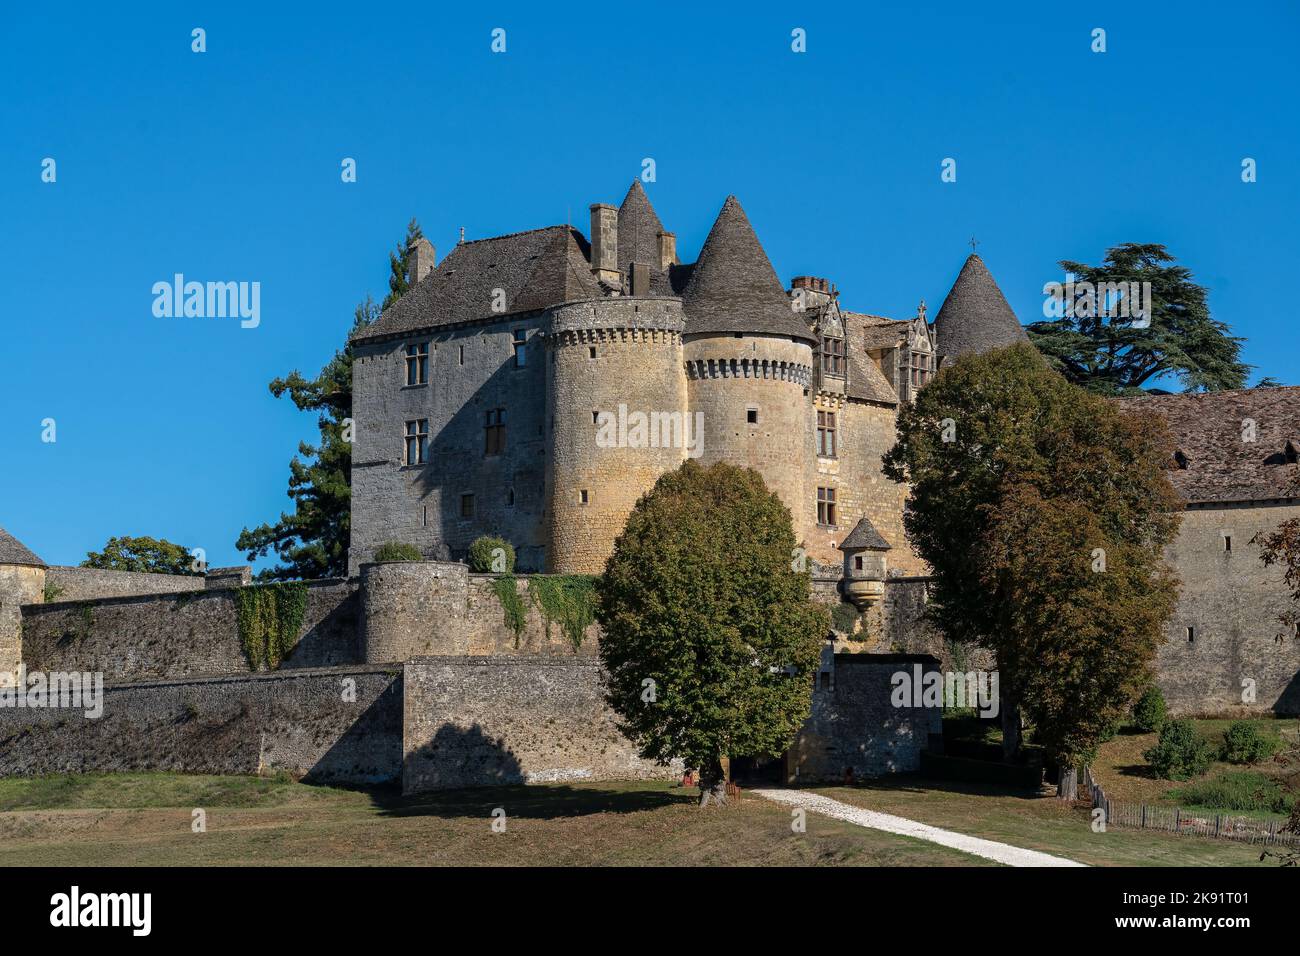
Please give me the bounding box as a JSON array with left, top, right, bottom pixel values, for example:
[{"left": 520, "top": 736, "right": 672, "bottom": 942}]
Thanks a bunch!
[
  {"left": 0, "top": 527, "right": 48, "bottom": 684},
  {"left": 839, "top": 517, "right": 891, "bottom": 608}
]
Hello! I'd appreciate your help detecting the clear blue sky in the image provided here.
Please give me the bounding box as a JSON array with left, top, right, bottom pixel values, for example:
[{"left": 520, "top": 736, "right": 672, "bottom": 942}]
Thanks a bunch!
[{"left": 2, "top": 1, "right": 1297, "bottom": 568}]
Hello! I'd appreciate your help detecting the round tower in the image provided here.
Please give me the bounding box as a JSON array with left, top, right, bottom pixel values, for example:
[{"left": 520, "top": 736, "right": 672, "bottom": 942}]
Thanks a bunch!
[
  {"left": 0, "top": 527, "right": 47, "bottom": 685},
  {"left": 683, "top": 332, "right": 814, "bottom": 515},
  {"left": 678, "top": 195, "right": 819, "bottom": 528},
  {"left": 545, "top": 298, "right": 688, "bottom": 573}
]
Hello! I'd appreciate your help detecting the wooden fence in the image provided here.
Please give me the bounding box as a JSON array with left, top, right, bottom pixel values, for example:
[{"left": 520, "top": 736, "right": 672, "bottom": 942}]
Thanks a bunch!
[{"left": 1082, "top": 766, "right": 1299, "bottom": 847}]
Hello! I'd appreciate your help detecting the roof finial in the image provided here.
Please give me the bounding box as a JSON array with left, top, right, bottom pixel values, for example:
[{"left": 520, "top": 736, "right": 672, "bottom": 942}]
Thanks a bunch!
[
  {"left": 969, "top": 236, "right": 979, "bottom": 253},
  {"left": 917, "top": 298, "right": 927, "bottom": 322},
  {"left": 459, "top": 226, "right": 465, "bottom": 244}
]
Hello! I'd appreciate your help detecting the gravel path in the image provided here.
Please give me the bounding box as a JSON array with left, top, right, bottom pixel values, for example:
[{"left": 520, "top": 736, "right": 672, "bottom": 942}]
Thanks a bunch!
[{"left": 752, "top": 788, "right": 1087, "bottom": 867}]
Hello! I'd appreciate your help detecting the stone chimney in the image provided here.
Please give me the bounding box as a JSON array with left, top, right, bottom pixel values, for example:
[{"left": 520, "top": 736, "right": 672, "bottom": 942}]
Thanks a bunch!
[
  {"left": 790, "top": 275, "right": 834, "bottom": 310},
  {"left": 409, "top": 237, "right": 436, "bottom": 285},
  {"left": 589, "top": 203, "right": 620, "bottom": 286},
  {"left": 657, "top": 231, "right": 677, "bottom": 271},
  {"left": 629, "top": 262, "right": 651, "bottom": 296}
]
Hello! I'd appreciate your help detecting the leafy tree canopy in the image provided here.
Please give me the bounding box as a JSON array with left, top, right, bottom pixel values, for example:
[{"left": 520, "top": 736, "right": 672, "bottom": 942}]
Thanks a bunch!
[
  {"left": 596, "top": 460, "right": 828, "bottom": 805},
  {"left": 237, "top": 219, "right": 423, "bottom": 580},
  {"left": 1026, "top": 243, "right": 1248, "bottom": 395},
  {"left": 82, "top": 535, "right": 202, "bottom": 575},
  {"left": 884, "top": 344, "right": 1182, "bottom": 768}
]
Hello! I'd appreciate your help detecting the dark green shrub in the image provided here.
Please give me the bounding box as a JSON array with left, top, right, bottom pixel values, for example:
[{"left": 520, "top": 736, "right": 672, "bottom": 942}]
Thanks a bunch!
[
  {"left": 830, "top": 602, "right": 860, "bottom": 635},
  {"left": 1143, "top": 718, "right": 1214, "bottom": 781},
  {"left": 468, "top": 536, "right": 515, "bottom": 573},
  {"left": 1219, "top": 720, "right": 1280, "bottom": 765},
  {"left": 1131, "top": 684, "right": 1167, "bottom": 733},
  {"left": 1172, "top": 771, "right": 1294, "bottom": 815},
  {"left": 373, "top": 542, "right": 422, "bottom": 562}
]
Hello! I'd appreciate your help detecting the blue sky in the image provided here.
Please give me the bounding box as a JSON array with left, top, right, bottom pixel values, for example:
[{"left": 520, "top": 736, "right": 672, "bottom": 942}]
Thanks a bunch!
[{"left": 2, "top": 1, "right": 1297, "bottom": 568}]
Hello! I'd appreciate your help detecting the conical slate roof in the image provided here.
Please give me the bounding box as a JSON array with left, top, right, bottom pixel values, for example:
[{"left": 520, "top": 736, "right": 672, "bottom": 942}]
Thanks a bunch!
[
  {"left": 0, "top": 527, "right": 46, "bottom": 567},
  {"left": 682, "top": 196, "right": 818, "bottom": 344},
  {"left": 839, "top": 517, "right": 892, "bottom": 552},
  {"left": 933, "top": 253, "right": 1028, "bottom": 361},
  {"left": 617, "top": 180, "right": 665, "bottom": 273}
]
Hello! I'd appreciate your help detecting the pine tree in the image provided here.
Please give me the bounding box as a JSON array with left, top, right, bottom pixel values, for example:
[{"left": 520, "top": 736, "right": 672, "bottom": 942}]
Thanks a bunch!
[
  {"left": 237, "top": 221, "right": 423, "bottom": 580},
  {"left": 1026, "top": 243, "right": 1249, "bottom": 395}
]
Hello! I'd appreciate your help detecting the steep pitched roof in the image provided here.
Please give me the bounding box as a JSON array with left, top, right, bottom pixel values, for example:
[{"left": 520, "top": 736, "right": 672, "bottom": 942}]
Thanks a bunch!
[
  {"left": 857, "top": 315, "right": 913, "bottom": 351},
  {"left": 933, "top": 254, "right": 1028, "bottom": 361},
  {"left": 352, "top": 226, "right": 601, "bottom": 343},
  {"left": 681, "top": 196, "right": 818, "bottom": 344},
  {"left": 617, "top": 180, "right": 666, "bottom": 274},
  {"left": 1121, "top": 387, "right": 1300, "bottom": 504},
  {"left": 840, "top": 311, "right": 900, "bottom": 406},
  {"left": 0, "top": 527, "right": 46, "bottom": 567},
  {"left": 840, "top": 517, "right": 892, "bottom": 551}
]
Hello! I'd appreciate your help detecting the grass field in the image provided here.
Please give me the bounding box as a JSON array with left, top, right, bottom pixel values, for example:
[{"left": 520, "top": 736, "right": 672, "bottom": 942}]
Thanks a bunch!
[
  {"left": 0, "top": 773, "right": 990, "bottom": 867},
  {"left": 0, "top": 771, "right": 1281, "bottom": 867},
  {"left": 813, "top": 779, "right": 1274, "bottom": 867},
  {"left": 1091, "top": 718, "right": 1300, "bottom": 814}
]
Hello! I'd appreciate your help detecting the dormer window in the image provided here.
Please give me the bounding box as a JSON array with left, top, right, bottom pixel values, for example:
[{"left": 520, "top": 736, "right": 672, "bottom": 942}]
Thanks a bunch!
[
  {"left": 1287, "top": 441, "right": 1299, "bottom": 465},
  {"left": 821, "top": 335, "right": 845, "bottom": 376},
  {"left": 909, "top": 350, "right": 934, "bottom": 389},
  {"left": 1174, "top": 450, "right": 1189, "bottom": 470}
]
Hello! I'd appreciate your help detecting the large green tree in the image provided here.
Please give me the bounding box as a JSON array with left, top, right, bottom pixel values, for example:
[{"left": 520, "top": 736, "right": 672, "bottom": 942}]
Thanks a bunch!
[
  {"left": 82, "top": 535, "right": 202, "bottom": 575},
  {"left": 236, "top": 219, "right": 423, "bottom": 580},
  {"left": 1026, "top": 243, "right": 1248, "bottom": 395},
  {"left": 883, "top": 344, "right": 1182, "bottom": 784},
  {"left": 596, "top": 461, "right": 828, "bottom": 806}
]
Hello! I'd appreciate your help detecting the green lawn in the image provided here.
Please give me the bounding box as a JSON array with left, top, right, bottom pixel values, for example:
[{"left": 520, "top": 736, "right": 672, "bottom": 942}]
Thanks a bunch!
[
  {"left": 0, "top": 770, "right": 1280, "bottom": 867},
  {"left": 1092, "top": 717, "right": 1299, "bottom": 816},
  {"left": 0, "top": 773, "right": 987, "bottom": 867},
  {"left": 813, "top": 778, "right": 1276, "bottom": 867}
]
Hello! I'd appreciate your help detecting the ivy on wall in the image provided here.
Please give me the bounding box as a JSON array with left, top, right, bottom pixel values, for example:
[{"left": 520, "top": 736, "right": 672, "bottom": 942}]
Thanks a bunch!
[
  {"left": 530, "top": 575, "right": 598, "bottom": 652},
  {"left": 235, "top": 582, "right": 308, "bottom": 671},
  {"left": 490, "top": 574, "right": 527, "bottom": 647},
  {"left": 485, "top": 575, "right": 599, "bottom": 652}
]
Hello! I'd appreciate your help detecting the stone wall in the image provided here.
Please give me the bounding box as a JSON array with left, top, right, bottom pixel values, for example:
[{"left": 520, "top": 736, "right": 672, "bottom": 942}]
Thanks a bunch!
[
  {"left": 361, "top": 561, "right": 599, "bottom": 662},
  {"left": 1157, "top": 502, "right": 1300, "bottom": 715},
  {"left": 403, "top": 657, "right": 674, "bottom": 792},
  {"left": 20, "top": 580, "right": 360, "bottom": 683},
  {"left": 43, "top": 566, "right": 209, "bottom": 602},
  {"left": 0, "top": 666, "right": 402, "bottom": 784},
  {"left": 350, "top": 314, "right": 551, "bottom": 575},
  {"left": 788, "top": 653, "right": 943, "bottom": 782}
]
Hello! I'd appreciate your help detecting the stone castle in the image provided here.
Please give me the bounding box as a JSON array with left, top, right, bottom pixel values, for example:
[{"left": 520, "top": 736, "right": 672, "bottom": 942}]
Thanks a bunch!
[
  {"left": 347, "top": 182, "right": 1026, "bottom": 580},
  {"left": 1, "top": 180, "right": 1297, "bottom": 792}
]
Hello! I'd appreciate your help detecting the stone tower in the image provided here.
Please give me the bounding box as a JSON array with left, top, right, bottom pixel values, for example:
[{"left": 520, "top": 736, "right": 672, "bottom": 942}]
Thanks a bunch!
[
  {"left": 681, "top": 196, "right": 818, "bottom": 538},
  {"left": 0, "top": 527, "right": 46, "bottom": 683},
  {"left": 545, "top": 298, "right": 688, "bottom": 572}
]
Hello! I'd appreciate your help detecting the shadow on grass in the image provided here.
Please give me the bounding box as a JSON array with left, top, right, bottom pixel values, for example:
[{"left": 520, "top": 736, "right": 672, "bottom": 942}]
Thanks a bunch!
[{"left": 368, "top": 781, "right": 694, "bottom": 820}]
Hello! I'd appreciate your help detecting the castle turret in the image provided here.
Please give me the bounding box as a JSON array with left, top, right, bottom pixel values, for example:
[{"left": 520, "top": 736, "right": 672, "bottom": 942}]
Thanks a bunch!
[
  {"left": 681, "top": 196, "right": 818, "bottom": 533},
  {"left": 0, "top": 527, "right": 47, "bottom": 684},
  {"left": 839, "top": 517, "right": 891, "bottom": 608},
  {"left": 545, "top": 299, "right": 688, "bottom": 573},
  {"left": 932, "top": 253, "right": 1028, "bottom": 366}
]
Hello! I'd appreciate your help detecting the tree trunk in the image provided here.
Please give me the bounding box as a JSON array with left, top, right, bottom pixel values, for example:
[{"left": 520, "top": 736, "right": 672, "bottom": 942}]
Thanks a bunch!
[
  {"left": 1001, "top": 701, "right": 1022, "bottom": 763},
  {"left": 698, "top": 756, "right": 728, "bottom": 807},
  {"left": 1057, "top": 765, "right": 1078, "bottom": 802}
]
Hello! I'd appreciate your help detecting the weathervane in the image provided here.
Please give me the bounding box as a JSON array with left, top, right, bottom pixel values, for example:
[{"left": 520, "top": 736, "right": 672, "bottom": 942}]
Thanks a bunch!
[{"left": 969, "top": 236, "right": 979, "bottom": 253}]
